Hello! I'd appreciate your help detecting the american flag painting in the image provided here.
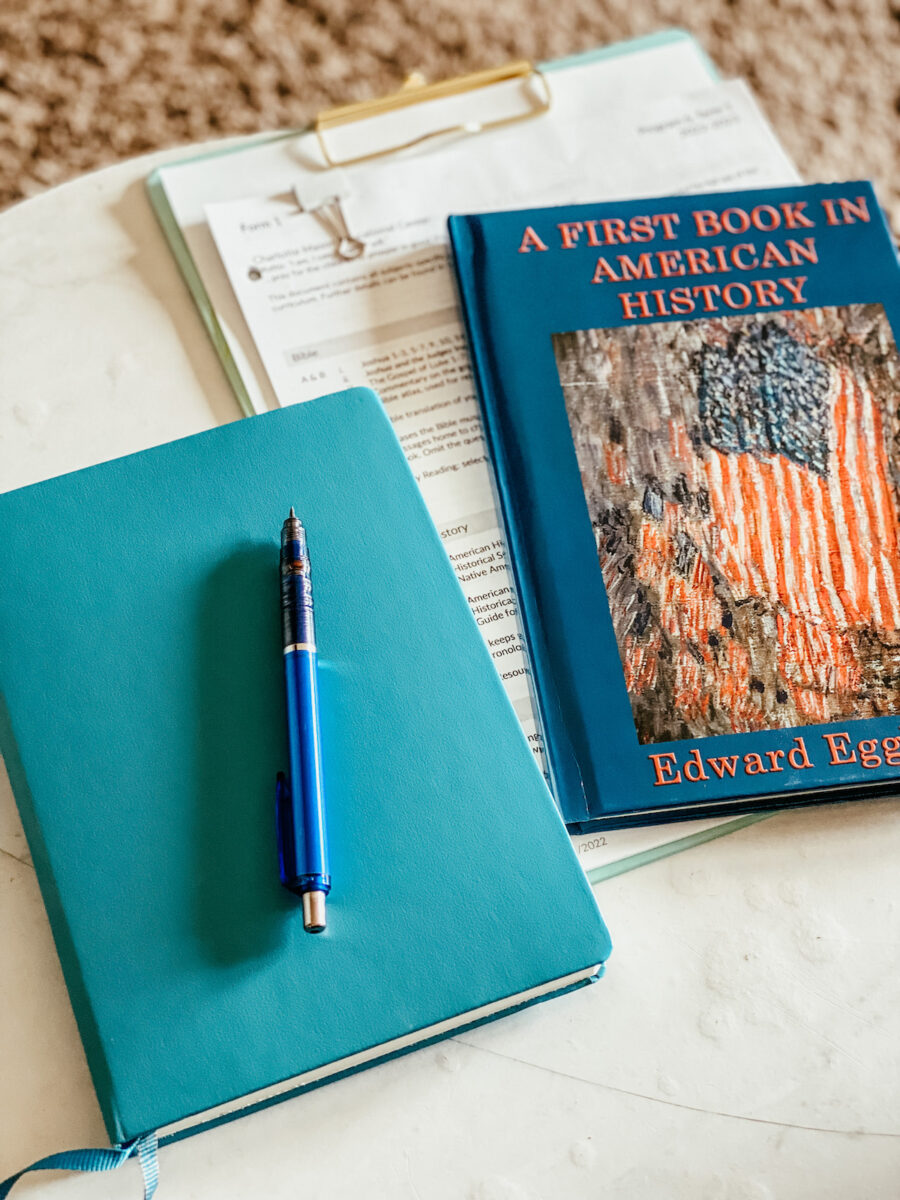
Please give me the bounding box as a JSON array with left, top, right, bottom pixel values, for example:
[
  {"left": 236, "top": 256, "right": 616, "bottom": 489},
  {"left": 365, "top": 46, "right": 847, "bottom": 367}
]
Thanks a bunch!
[{"left": 553, "top": 305, "right": 900, "bottom": 745}]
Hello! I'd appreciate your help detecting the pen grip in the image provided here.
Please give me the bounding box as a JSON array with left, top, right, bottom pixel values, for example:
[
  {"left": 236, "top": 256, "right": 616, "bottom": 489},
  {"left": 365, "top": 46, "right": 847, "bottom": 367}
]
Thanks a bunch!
[
  {"left": 283, "top": 646, "right": 330, "bottom": 892},
  {"left": 281, "top": 562, "right": 315, "bottom": 648}
]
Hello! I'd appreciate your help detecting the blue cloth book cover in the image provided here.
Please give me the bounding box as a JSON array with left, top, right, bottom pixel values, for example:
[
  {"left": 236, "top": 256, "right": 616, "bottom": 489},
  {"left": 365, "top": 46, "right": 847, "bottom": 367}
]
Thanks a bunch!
[
  {"left": 0, "top": 389, "right": 610, "bottom": 1151},
  {"left": 449, "top": 182, "right": 900, "bottom": 830}
]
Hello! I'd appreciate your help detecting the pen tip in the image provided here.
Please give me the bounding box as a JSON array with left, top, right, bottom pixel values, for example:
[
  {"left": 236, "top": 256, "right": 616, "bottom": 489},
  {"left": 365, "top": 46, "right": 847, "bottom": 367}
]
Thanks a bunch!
[{"left": 289, "top": 506, "right": 296, "bottom": 519}]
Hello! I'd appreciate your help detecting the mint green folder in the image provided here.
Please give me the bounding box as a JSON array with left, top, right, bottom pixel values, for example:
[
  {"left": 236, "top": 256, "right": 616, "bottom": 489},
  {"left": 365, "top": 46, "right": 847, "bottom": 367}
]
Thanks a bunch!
[{"left": 0, "top": 388, "right": 610, "bottom": 1147}]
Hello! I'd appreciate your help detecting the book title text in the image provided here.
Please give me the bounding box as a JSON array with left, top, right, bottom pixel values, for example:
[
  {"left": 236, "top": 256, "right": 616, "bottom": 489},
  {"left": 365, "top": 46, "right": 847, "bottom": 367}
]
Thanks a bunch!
[{"left": 516, "top": 194, "right": 872, "bottom": 320}]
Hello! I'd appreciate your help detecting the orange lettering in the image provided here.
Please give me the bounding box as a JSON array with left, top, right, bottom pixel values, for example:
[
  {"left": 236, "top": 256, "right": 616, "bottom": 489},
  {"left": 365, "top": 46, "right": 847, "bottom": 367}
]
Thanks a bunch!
[
  {"left": 557, "top": 221, "right": 584, "bottom": 249},
  {"left": 779, "top": 276, "right": 807, "bottom": 304},
  {"left": 683, "top": 749, "right": 709, "bottom": 782},
  {"left": 822, "top": 732, "right": 856, "bottom": 765},
  {"left": 649, "top": 753, "right": 682, "bottom": 786},
  {"left": 518, "top": 225, "right": 548, "bottom": 253},
  {"left": 707, "top": 755, "right": 739, "bottom": 779},
  {"left": 780, "top": 201, "right": 814, "bottom": 229},
  {"left": 788, "top": 737, "right": 813, "bottom": 769}
]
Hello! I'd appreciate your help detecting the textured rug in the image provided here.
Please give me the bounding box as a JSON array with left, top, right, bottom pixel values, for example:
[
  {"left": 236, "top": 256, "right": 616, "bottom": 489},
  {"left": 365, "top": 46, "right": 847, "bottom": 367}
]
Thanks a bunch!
[{"left": 0, "top": 0, "right": 897, "bottom": 222}]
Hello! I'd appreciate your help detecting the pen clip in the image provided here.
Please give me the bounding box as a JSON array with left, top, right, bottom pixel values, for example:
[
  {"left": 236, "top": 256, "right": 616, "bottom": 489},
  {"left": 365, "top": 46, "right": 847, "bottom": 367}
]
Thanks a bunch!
[{"left": 275, "top": 771, "right": 293, "bottom": 887}]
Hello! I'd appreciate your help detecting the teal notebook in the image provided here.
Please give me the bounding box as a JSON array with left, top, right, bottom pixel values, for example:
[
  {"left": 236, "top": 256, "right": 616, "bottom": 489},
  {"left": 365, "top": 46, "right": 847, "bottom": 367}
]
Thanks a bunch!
[{"left": 0, "top": 388, "right": 610, "bottom": 1148}]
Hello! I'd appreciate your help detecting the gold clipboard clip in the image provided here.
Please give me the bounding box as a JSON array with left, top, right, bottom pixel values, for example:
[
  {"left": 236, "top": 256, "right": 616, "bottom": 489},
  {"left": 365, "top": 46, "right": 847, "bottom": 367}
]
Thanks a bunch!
[{"left": 314, "top": 60, "right": 551, "bottom": 169}]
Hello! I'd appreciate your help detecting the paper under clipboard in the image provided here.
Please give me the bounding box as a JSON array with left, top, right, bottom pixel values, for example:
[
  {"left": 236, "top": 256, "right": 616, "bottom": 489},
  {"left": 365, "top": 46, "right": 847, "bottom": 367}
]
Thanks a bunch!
[
  {"left": 147, "top": 31, "right": 798, "bottom": 877},
  {"left": 147, "top": 31, "right": 725, "bottom": 417}
]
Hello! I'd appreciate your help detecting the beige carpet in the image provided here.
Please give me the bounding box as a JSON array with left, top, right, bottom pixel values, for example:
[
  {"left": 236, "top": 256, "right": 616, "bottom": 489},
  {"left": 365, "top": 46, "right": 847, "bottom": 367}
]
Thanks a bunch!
[{"left": 0, "top": 0, "right": 897, "bottom": 223}]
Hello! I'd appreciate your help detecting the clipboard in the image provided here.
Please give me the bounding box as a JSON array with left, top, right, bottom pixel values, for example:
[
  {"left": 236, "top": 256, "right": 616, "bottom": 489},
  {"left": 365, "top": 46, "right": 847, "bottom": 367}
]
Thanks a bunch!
[
  {"left": 146, "top": 30, "right": 719, "bottom": 420},
  {"left": 313, "top": 59, "right": 552, "bottom": 167}
]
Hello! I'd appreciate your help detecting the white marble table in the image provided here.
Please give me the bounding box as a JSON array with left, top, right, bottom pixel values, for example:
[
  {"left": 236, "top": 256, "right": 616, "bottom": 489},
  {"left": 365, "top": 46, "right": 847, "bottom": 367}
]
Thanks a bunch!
[{"left": 1, "top": 147, "right": 899, "bottom": 1200}]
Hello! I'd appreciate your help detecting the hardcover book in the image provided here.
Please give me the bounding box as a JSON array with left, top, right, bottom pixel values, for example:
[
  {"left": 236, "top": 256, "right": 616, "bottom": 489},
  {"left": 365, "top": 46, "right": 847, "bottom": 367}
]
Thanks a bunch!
[
  {"left": 449, "top": 181, "right": 900, "bottom": 830},
  {"left": 0, "top": 389, "right": 610, "bottom": 1151}
]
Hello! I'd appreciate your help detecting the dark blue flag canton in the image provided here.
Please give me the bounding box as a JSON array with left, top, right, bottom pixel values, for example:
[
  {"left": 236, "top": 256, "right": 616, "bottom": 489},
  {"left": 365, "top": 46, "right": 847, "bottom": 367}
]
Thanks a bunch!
[{"left": 695, "top": 321, "right": 831, "bottom": 476}]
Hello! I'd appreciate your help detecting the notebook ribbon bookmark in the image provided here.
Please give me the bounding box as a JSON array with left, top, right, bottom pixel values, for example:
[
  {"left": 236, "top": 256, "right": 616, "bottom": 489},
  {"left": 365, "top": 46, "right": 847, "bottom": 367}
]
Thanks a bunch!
[{"left": 0, "top": 1131, "right": 159, "bottom": 1199}]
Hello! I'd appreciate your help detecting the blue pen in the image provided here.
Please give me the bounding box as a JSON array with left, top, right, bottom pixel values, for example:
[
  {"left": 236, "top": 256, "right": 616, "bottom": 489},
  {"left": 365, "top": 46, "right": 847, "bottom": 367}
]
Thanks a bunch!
[{"left": 275, "top": 509, "right": 331, "bottom": 933}]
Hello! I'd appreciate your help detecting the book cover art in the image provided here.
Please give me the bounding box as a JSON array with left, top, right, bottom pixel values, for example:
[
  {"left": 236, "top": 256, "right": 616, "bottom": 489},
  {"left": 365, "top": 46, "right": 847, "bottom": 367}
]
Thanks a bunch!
[
  {"left": 449, "top": 182, "right": 900, "bottom": 826},
  {"left": 554, "top": 304, "right": 900, "bottom": 748}
]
